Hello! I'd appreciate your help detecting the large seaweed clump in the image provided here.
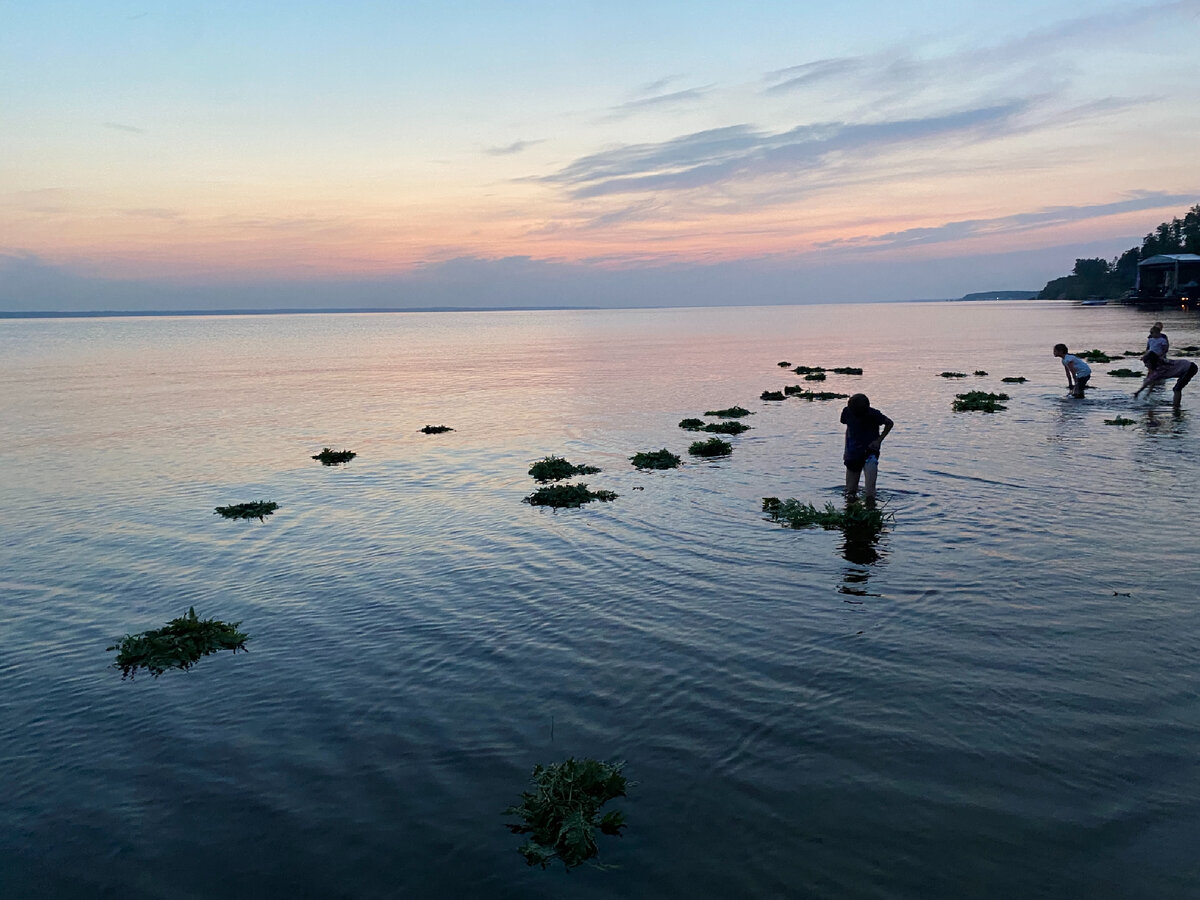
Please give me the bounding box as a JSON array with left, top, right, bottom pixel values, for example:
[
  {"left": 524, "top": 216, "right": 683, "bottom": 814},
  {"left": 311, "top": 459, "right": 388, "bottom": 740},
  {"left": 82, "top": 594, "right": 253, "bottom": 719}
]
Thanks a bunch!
[
  {"left": 703, "top": 421, "right": 750, "bottom": 435},
  {"left": 1000, "top": 376, "right": 1027, "bottom": 383},
  {"left": 939, "top": 371, "right": 968, "bottom": 378},
  {"left": 312, "top": 448, "right": 356, "bottom": 465},
  {"left": 704, "top": 406, "right": 752, "bottom": 418},
  {"left": 952, "top": 391, "right": 1009, "bottom": 412},
  {"left": 420, "top": 425, "right": 454, "bottom": 434},
  {"left": 804, "top": 372, "right": 826, "bottom": 381},
  {"left": 762, "top": 497, "right": 887, "bottom": 530},
  {"left": 689, "top": 437, "right": 732, "bottom": 457},
  {"left": 792, "top": 365, "right": 825, "bottom": 374},
  {"left": 524, "top": 484, "right": 617, "bottom": 507},
  {"left": 107, "top": 607, "right": 248, "bottom": 679},
  {"left": 760, "top": 390, "right": 785, "bottom": 401},
  {"left": 505, "top": 757, "right": 628, "bottom": 871},
  {"left": 679, "top": 418, "right": 706, "bottom": 431},
  {"left": 1105, "top": 416, "right": 1136, "bottom": 426},
  {"left": 790, "top": 390, "right": 848, "bottom": 401},
  {"left": 630, "top": 449, "right": 680, "bottom": 469},
  {"left": 214, "top": 501, "right": 278, "bottom": 521},
  {"left": 529, "top": 455, "right": 601, "bottom": 483},
  {"left": 831, "top": 367, "right": 863, "bottom": 375},
  {"left": 1076, "top": 349, "right": 1112, "bottom": 363},
  {"left": 1107, "top": 368, "right": 1142, "bottom": 378}
]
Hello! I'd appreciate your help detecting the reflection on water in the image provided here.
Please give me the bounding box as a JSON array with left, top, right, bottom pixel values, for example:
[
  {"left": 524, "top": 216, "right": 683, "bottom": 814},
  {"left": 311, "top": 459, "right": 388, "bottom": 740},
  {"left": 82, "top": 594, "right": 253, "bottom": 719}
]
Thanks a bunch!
[{"left": 2, "top": 301, "right": 1200, "bottom": 899}]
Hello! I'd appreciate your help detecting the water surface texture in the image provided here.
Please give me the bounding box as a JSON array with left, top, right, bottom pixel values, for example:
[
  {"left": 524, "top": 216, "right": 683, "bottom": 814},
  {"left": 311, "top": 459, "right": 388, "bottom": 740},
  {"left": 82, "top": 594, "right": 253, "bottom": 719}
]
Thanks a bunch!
[{"left": 2, "top": 302, "right": 1198, "bottom": 898}]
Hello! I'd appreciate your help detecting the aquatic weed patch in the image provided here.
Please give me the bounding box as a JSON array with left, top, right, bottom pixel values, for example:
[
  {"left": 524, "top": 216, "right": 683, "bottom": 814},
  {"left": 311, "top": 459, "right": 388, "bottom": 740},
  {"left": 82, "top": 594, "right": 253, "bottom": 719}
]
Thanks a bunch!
[
  {"left": 760, "top": 390, "right": 785, "bottom": 401},
  {"left": 528, "top": 456, "right": 601, "bottom": 483},
  {"left": 831, "top": 367, "right": 863, "bottom": 375},
  {"left": 630, "top": 449, "right": 681, "bottom": 469},
  {"left": 214, "top": 501, "right": 278, "bottom": 521},
  {"left": 524, "top": 484, "right": 617, "bottom": 507},
  {"left": 107, "top": 607, "right": 248, "bottom": 679},
  {"left": 688, "top": 437, "right": 732, "bottom": 457},
  {"left": 804, "top": 372, "right": 827, "bottom": 381},
  {"left": 791, "top": 365, "right": 826, "bottom": 374},
  {"left": 679, "top": 418, "right": 706, "bottom": 431},
  {"left": 420, "top": 425, "right": 454, "bottom": 434},
  {"left": 939, "top": 372, "right": 968, "bottom": 378},
  {"left": 953, "top": 391, "right": 1009, "bottom": 412},
  {"left": 974, "top": 370, "right": 989, "bottom": 376},
  {"left": 704, "top": 406, "right": 753, "bottom": 418},
  {"left": 789, "top": 389, "right": 848, "bottom": 400},
  {"left": 1104, "top": 416, "right": 1136, "bottom": 426},
  {"left": 777, "top": 361, "right": 791, "bottom": 368},
  {"left": 1000, "top": 376, "right": 1027, "bottom": 383},
  {"left": 312, "top": 448, "right": 356, "bottom": 465},
  {"left": 762, "top": 497, "right": 888, "bottom": 531},
  {"left": 1108, "top": 368, "right": 1142, "bottom": 378},
  {"left": 703, "top": 421, "right": 750, "bottom": 435},
  {"left": 1076, "top": 349, "right": 1112, "bottom": 363},
  {"left": 504, "top": 757, "right": 628, "bottom": 870}
]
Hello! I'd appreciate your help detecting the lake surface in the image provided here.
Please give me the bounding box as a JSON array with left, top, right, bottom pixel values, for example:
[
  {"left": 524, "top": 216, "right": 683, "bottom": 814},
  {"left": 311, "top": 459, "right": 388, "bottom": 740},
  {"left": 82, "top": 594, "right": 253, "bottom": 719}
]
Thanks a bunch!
[{"left": 1, "top": 301, "right": 1198, "bottom": 899}]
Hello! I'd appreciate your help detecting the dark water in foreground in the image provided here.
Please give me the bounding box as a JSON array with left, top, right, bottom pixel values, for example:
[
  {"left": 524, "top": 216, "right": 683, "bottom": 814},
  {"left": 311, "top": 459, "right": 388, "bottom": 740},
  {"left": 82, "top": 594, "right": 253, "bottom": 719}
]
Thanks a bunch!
[{"left": 1, "top": 301, "right": 1199, "bottom": 899}]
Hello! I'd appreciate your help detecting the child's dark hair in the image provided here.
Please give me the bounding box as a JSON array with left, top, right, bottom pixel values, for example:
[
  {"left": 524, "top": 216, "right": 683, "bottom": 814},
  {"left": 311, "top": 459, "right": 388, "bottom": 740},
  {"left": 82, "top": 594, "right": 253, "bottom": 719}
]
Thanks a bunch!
[
  {"left": 1053, "top": 343, "right": 1068, "bottom": 355},
  {"left": 847, "top": 393, "right": 870, "bottom": 413},
  {"left": 1142, "top": 351, "right": 1161, "bottom": 368}
]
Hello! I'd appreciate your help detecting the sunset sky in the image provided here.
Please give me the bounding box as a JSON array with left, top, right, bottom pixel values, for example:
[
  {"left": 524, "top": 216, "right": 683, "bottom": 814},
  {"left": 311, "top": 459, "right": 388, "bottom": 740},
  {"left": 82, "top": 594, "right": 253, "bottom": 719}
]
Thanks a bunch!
[{"left": 2, "top": 0, "right": 1198, "bottom": 310}]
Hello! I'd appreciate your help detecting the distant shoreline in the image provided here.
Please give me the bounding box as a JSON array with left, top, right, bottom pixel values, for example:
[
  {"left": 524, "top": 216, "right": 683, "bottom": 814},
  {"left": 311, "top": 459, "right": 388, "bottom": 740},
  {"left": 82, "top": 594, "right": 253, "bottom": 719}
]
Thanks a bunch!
[{"left": 0, "top": 297, "right": 1053, "bottom": 321}]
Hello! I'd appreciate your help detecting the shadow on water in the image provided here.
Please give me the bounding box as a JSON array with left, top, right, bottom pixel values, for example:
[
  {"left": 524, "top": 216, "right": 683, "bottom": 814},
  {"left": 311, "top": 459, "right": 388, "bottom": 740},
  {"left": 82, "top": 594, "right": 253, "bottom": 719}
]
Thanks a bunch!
[{"left": 837, "top": 501, "right": 890, "bottom": 596}]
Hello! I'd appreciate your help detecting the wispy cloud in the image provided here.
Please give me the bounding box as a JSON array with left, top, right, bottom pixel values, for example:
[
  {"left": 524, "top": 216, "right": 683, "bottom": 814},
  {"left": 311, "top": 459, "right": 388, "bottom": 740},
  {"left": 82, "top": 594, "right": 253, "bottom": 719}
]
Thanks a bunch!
[
  {"left": 103, "top": 121, "right": 145, "bottom": 134},
  {"left": 764, "top": 58, "right": 864, "bottom": 94},
  {"left": 484, "top": 139, "right": 544, "bottom": 156},
  {"left": 605, "top": 85, "right": 713, "bottom": 120},
  {"left": 821, "top": 192, "right": 1197, "bottom": 250}
]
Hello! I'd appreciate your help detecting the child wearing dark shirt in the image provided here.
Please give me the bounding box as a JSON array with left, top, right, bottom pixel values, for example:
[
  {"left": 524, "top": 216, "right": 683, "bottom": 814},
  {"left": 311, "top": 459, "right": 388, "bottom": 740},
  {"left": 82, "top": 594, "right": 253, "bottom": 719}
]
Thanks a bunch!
[{"left": 841, "top": 393, "right": 894, "bottom": 501}]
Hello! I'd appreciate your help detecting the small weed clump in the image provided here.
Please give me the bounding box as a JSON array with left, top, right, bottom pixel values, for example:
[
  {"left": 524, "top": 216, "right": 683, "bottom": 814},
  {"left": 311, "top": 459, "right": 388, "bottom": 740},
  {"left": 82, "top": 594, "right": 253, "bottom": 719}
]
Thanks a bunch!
[
  {"left": 953, "top": 391, "right": 1009, "bottom": 412},
  {"left": 703, "top": 421, "right": 751, "bottom": 435},
  {"left": 760, "top": 390, "right": 785, "bottom": 401},
  {"left": 792, "top": 365, "right": 826, "bottom": 374},
  {"left": 1108, "top": 368, "right": 1142, "bottom": 378},
  {"left": 1105, "top": 416, "right": 1136, "bottom": 426},
  {"left": 215, "top": 501, "right": 278, "bottom": 521},
  {"left": 762, "top": 497, "right": 887, "bottom": 530},
  {"left": 973, "top": 370, "right": 989, "bottom": 376},
  {"left": 420, "top": 425, "right": 454, "bottom": 434},
  {"left": 679, "top": 418, "right": 706, "bottom": 431},
  {"left": 524, "top": 484, "right": 617, "bottom": 507},
  {"left": 831, "top": 367, "right": 863, "bottom": 375},
  {"left": 1077, "top": 349, "right": 1112, "bottom": 363},
  {"left": 504, "top": 757, "right": 628, "bottom": 870},
  {"left": 107, "top": 607, "right": 248, "bottom": 679},
  {"left": 528, "top": 456, "right": 601, "bottom": 483},
  {"left": 1000, "top": 376, "right": 1027, "bottom": 383},
  {"left": 777, "top": 361, "right": 792, "bottom": 367},
  {"left": 1179, "top": 345, "right": 1200, "bottom": 354},
  {"left": 804, "top": 372, "right": 827, "bottom": 381},
  {"left": 1123, "top": 350, "right": 1144, "bottom": 356},
  {"left": 312, "top": 448, "right": 356, "bottom": 465},
  {"left": 939, "top": 372, "right": 968, "bottom": 378},
  {"left": 704, "top": 406, "right": 753, "bottom": 418},
  {"left": 630, "top": 449, "right": 681, "bottom": 469},
  {"left": 689, "top": 437, "right": 732, "bottom": 457},
  {"left": 791, "top": 390, "right": 849, "bottom": 401}
]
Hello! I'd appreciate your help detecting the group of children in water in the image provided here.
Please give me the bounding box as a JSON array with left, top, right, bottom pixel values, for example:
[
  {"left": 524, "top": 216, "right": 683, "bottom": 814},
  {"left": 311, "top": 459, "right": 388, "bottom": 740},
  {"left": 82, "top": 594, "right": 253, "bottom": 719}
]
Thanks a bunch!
[
  {"left": 1055, "top": 321, "right": 1197, "bottom": 404},
  {"left": 839, "top": 321, "right": 1196, "bottom": 503}
]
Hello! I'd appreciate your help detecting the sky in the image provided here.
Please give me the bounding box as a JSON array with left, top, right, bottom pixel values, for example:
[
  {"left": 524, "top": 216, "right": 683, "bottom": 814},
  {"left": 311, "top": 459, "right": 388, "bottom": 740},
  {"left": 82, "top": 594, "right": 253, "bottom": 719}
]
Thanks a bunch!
[{"left": 2, "top": 0, "right": 1198, "bottom": 311}]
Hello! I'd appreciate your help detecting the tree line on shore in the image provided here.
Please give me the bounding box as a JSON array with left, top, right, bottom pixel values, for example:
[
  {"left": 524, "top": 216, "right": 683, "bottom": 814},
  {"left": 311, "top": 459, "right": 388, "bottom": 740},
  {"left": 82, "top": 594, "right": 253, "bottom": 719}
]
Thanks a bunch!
[{"left": 1038, "top": 203, "right": 1200, "bottom": 300}]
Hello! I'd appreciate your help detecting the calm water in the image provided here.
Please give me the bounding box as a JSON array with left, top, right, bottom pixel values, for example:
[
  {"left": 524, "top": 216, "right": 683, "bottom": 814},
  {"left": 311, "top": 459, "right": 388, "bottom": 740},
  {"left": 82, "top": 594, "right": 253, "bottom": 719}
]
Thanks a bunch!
[{"left": 2, "top": 301, "right": 1198, "bottom": 899}]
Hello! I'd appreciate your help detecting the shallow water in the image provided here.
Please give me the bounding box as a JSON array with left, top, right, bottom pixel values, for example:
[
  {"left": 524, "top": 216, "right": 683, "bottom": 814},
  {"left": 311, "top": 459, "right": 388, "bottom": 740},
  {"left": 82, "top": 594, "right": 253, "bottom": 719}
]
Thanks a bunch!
[{"left": 1, "top": 301, "right": 1198, "bottom": 899}]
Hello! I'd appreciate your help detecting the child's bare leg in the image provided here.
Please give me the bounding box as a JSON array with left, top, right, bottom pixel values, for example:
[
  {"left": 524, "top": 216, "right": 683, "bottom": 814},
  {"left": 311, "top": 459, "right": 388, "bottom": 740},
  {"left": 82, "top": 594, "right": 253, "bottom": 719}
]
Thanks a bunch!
[
  {"left": 862, "top": 456, "right": 879, "bottom": 501},
  {"left": 845, "top": 465, "right": 861, "bottom": 495}
]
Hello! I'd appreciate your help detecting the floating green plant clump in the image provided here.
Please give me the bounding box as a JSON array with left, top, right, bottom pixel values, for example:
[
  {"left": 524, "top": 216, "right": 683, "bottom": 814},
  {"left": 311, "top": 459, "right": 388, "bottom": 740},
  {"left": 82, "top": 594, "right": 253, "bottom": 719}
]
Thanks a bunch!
[
  {"left": 504, "top": 757, "right": 628, "bottom": 871},
  {"left": 312, "top": 447, "right": 356, "bottom": 465},
  {"left": 777, "top": 361, "right": 791, "bottom": 367},
  {"left": 1105, "top": 416, "right": 1136, "bottom": 426},
  {"left": 1123, "top": 349, "right": 1144, "bottom": 356},
  {"left": 679, "top": 417, "right": 706, "bottom": 431},
  {"left": 762, "top": 497, "right": 887, "bottom": 530},
  {"left": 630, "top": 448, "right": 681, "bottom": 469},
  {"left": 524, "top": 484, "right": 617, "bottom": 507},
  {"left": 760, "top": 390, "right": 785, "bottom": 401},
  {"left": 703, "top": 421, "right": 750, "bottom": 435},
  {"left": 107, "top": 607, "right": 248, "bottom": 679},
  {"left": 952, "top": 391, "right": 1009, "bottom": 412},
  {"left": 688, "top": 437, "right": 732, "bottom": 457},
  {"left": 1000, "top": 376, "right": 1027, "bottom": 383},
  {"left": 831, "top": 367, "right": 863, "bottom": 375},
  {"left": 791, "top": 365, "right": 825, "bottom": 374},
  {"left": 973, "top": 370, "right": 989, "bottom": 376},
  {"left": 214, "top": 501, "right": 278, "bottom": 521},
  {"left": 1180, "top": 345, "right": 1200, "bottom": 354},
  {"left": 791, "top": 390, "right": 849, "bottom": 401},
  {"left": 1077, "top": 349, "right": 1112, "bottom": 363},
  {"left": 420, "top": 425, "right": 454, "bottom": 434},
  {"left": 1108, "top": 368, "right": 1142, "bottom": 378},
  {"left": 704, "top": 405, "right": 753, "bottom": 418},
  {"left": 528, "top": 455, "right": 601, "bottom": 483},
  {"left": 939, "top": 371, "right": 968, "bottom": 378},
  {"left": 804, "top": 372, "right": 827, "bottom": 381}
]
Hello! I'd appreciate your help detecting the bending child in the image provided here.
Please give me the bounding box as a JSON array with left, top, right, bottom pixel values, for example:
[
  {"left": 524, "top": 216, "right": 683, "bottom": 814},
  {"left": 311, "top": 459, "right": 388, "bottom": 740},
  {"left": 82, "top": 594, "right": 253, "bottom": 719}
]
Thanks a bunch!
[
  {"left": 841, "top": 393, "right": 893, "bottom": 502},
  {"left": 1053, "top": 344, "right": 1091, "bottom": 398},
  {"left": 1134, "top": 351, "right": 1197, "bottom": 407}
]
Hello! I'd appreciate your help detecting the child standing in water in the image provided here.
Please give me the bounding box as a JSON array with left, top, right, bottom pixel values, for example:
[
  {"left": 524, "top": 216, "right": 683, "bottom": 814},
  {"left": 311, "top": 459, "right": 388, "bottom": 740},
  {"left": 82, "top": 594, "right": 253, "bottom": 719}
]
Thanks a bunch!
[
  {"left": 841, "top": 393, "right": 893, "bottom": 502},
  {"left": 1053, "top": 344, "right": 1091, "bottom": 398},
  {"left": 1147, "top": 322, "right": 1169, "bottom": 357}
]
